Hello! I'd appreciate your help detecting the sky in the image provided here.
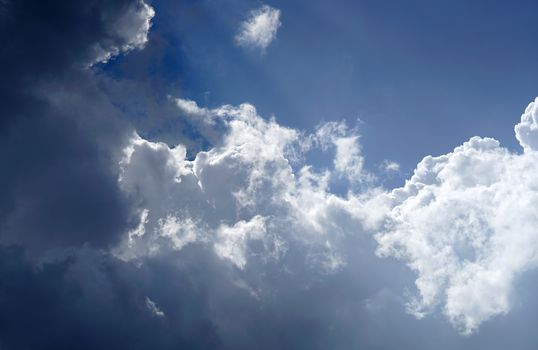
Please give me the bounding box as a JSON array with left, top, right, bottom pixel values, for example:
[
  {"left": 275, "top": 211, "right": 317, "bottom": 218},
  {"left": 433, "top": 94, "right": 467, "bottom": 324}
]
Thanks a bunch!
[{"left": 1, "top": 0, "right": 538, "bottom": 349}]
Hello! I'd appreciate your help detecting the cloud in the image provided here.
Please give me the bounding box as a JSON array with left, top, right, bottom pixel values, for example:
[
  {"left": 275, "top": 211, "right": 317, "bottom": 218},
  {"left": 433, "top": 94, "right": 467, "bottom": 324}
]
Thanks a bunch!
[
  {"left": 114, "top": 100, "right": 379, "bottom": 272},
  {"left": 4, "top": 0, "right": 538, "bottom": 346},
  {"left": 376, "top": 97, "right": 538, "bottom": 334},
  {"left": 0, "top": 0, "right": 154, "bottom": 254},
  {"left": 145, "top": 296, "right": 166, "bottom": 318},
  {"left": 0, "top": 246, "right": 221, "bottom": 349},
  {"left": 515, "top": 97, "right": 538, "bottom": 152},
  {"left": 312, "top": 121, "right": 370, "bottom": 183},
  {"left": 235, "top": 5, "right": 281, "bottom": 52},
  {"left": 381, "top": 160, "right": 401, "bottom": 173},
  {"left": 0, "top": 1, "right": 411, "bottom": 349},
  {"left": 115, "top": 95, "right": 538, "bottom": 338},
  {"left": 91, "top": 0, "right": 155, "bottom": 64}
]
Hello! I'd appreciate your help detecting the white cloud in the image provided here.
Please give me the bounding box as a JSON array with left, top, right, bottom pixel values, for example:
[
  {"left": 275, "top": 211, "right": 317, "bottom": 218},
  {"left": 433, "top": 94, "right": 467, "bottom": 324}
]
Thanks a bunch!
[
  {"left": 116, "top": 94, "right": 538, "bottom": 335},
  {"left": 114, "top": 99, "right": 378, "bottom": 273},
  {"left": 127, "top": 208, "right": 149, "bottom": 244},
  {"left": 313, "top": 121, "right": 370, "bottom": 183},
  {"left": 174, "top": 97, "right": 209, "bottom": 117},
  {"left": 92, "top": 0, "right": 155, "bottom": 64},
  {"left": 158, "top": 215, "right": 201, "bottom": 251},
  {"left": 235, "top": 5, "right": 281, "bottom": 52},
  {"left": 214, "top": 215, "right": 267, "bottom": 269},
  {"left": 515, "top": 97, "right": 538, "bottom": 152},
  {"left": 376, "top": 97, "right": 538, "bottom": 334},
  {"left": 145, "top": 296, "right": 165, "bottom": 318},
  {"left": 381, "top": 160, "right": 400, "bottom": 173}
]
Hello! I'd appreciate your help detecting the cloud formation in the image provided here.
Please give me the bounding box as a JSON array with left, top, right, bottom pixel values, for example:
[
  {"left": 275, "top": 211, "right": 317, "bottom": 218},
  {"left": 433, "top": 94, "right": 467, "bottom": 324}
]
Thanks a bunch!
[
  {"left": 3, "top": 0, "right": 538, "bottom": 347},
  {"left": 376, "top": 97, "right": 538, "bottom": 334},
  {"left": 105, "top": 90, "right": 538, "bottom": 336},
  {"left": 236, "top": 5, "right": 281, "bottom": 52},
  {"left": 115, "top": 100, "right": 379, "bottom": 271},
  {"left": 91, "top": 0, "right": 155, "bottom": 64},
  {"left": 0, "top": 0, "right": 154, "bottom": 255}
]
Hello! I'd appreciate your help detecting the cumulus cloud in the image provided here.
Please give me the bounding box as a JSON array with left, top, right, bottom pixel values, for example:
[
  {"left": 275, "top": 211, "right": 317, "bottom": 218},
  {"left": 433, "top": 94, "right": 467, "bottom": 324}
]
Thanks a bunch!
[
  {"left": 114, "top": 99, "right": 379, "bottom": 272},
  {"left": 312, "top": 121, "right": 370, "bottom": 183},
  {"left": 236, "top": 5, "right": 281, "bottom": 52},
  {"left": 92, "top": 0, "right": 155, "bottom": 64},
  {"left": 0, "top": 0, "right": 157, "bottom": 254},
  {"left": 114, "top": 95, "right": 538, "bottom": 339},
  {"left": 515, "top": 97, "right": 538, "bottom": 152},
  {"left": 376, "top": 97, "right": 538, "bottom": 334}
]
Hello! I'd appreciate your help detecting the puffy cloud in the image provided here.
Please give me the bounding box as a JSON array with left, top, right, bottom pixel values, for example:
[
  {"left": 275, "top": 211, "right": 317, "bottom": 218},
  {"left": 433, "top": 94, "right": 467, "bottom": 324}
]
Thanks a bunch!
[
  {"left": 91, "top": 0, "right": 155, "bottom": 64},
  {"left": 313, "top": 121, "right": 370, "bottom": 183},
  {"left": 515, "top": 97, "right": 538, "bottom": 152},
  {"left": 114, "top": 99, "right": 379, "bottom": 273},
  {"left": 376, "top": 97, "right": 538, "bottom": 334},
  {"left": 0, "top": 0, "right": 154, "bottom": 84},
  {"left": 0, "top": 0, "right": 158, "bottom": 255},
  {"left": 214, "top": 216, "right": 268, "bottom": 269},
  {"left": 235, "top": 5, "right": 281, "bottom": 52}
]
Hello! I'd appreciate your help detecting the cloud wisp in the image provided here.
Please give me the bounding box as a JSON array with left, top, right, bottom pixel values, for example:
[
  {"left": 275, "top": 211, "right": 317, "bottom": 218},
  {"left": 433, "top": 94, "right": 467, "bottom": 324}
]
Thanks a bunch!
[{"left": 235, "top": 5, "right": 282, "bottom": 52}]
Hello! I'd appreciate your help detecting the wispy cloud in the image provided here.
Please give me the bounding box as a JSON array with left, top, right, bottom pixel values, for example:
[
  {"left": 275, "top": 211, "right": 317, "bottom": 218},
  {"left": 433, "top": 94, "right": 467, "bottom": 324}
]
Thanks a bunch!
[{"left": 235, "top": 5, "right": 281, "bottom": 52}]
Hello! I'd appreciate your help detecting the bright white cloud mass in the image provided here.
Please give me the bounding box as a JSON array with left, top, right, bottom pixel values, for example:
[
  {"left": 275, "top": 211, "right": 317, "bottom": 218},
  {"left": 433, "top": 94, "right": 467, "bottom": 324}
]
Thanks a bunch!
[
  {"left": 236, "top": 5, "right": 281, "bottom": 51},
  {"left": 116, "top": 99, "right": 381, "bottom": 270},
  {"left": 115, "top": 95, "right": 538, "bottom": 335},
  {"left": 377, "top": 97, "right": 538, "bottom": 334}
]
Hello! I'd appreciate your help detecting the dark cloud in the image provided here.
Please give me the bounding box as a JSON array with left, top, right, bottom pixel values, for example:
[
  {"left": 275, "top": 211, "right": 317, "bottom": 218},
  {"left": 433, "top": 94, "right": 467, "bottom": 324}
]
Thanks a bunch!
[
  {"left": 0, "top": 0, "right": 151, "bottom": 77},
  {"left": 0, "top": 246, "right": 221, "bottom": 350},
  {"left": 3, "top": 235, "right": 538, "bottom": 350},
  {"left": 0, "top": 80, "right": 133, "bottom": 253},
  {"left": 0, "top": 0, "right": 154, "bottom": 252}
]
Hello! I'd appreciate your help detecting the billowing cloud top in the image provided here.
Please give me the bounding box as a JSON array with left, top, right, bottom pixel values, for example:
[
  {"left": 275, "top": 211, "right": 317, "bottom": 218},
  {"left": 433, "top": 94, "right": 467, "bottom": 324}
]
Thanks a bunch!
[
  {"left": 91, "top": 0, "right": 155, "bottom": 64},
  {"left": 116, "top": 100, "right": 378, "bottom": 271},
  {"left": 236, "top": 5, "right": 282, "bottom": 52},
  {"left": 118, "top": 95, "right": 538, "bottom": 336},
  {"left": 377, "top": 97, "right": 538, "bottom": 334}
]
